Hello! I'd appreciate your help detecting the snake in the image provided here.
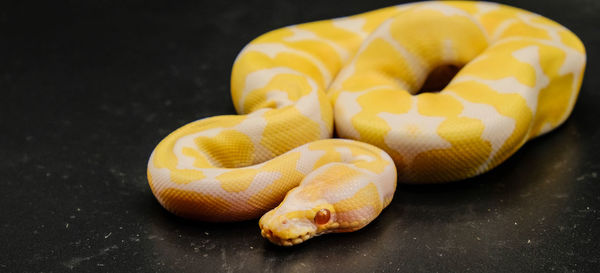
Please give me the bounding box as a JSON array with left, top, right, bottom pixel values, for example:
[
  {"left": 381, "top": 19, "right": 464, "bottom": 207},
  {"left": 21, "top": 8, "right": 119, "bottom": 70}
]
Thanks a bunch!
[{"left": 147, "top": 1, "right": 586, "bottom": 246}]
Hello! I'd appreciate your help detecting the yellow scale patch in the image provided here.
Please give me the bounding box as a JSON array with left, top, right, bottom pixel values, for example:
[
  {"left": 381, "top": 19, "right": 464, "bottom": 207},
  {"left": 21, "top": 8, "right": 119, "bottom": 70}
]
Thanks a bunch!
[
  {"left": 334, "top": 182, "right": 382, "bottom": 214},
  {"left": 246, "top": 151, "right": 306, "bottom": 211},
  {"left": 158, "top": 188, "right": 233, "bottom": 221}
]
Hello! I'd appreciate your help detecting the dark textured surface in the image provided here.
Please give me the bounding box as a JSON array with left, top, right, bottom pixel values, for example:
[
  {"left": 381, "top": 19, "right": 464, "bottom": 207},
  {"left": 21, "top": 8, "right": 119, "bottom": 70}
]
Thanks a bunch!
[{"left": 1, "top": 0, "right": 599, "bottom": 272}]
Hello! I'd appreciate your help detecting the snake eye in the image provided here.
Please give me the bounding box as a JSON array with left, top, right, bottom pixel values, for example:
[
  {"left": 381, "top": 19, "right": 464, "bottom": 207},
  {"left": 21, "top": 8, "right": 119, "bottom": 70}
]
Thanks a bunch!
[{"left": 314, "top": 209, "right": 330, "bottom": 225}]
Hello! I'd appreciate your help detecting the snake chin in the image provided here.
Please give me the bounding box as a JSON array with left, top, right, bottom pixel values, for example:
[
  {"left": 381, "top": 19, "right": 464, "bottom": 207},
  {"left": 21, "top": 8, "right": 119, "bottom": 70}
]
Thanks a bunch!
[
  {"left": 259, "top": 212, "right": 318, "bottom": 246},
  {"left": 259, "top": 205, "right": 339, "bottom": 246},
  {"left": 260, "top": 228, "right": 315, "bottom": 247}
]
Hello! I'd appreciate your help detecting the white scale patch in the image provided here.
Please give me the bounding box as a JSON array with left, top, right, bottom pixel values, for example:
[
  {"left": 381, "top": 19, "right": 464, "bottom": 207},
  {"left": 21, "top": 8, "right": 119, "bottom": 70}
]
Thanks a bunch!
[
  {"left": 239, "top": 67, "right": 303, "bottom": 113},
  {"left": 378, "top": 98, "right": 451, "bottom": 164},
  {"left": 335, "top": 146, "right": 374, "bottom": 167},
  {"left": 243, "top": 43, "right": 332, "bottom": 86},
  {"left": 491, "top": 18, "right": 519, "bottom": 40},
  {"left": 333, "top": 90, "right": 363, "bottom": 139},
  {"left": 475, "top": 2, "right": 500, "bottom": 15},
  {"left": 442, "top": 39, "right": 456, "bottom": 61},
  {"left": 416, "top": 2, "right": 490, "bottom": 42},
  {"left": 293, "top": 145, "right": 326, "bottom": 175},
  {"left": 332, "top": 17, "right": 367, "bottom": 38},
  {"left": 416, "top": 2, "right": 471, "bottom": 16},
  {"left": 284, "top": 26, "right": 350, "bottom": 61},
  {"left": 512, "top": 46, "right": 550, "bottom": 88},
  {"left": 265, "top": 90, "right": 293, "bottom": 108}
]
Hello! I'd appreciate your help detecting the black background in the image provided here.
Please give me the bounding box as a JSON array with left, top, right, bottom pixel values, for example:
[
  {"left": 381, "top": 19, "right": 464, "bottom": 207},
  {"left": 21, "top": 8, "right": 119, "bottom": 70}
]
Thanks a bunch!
[{"left": 1, "top": 0, "right": 599, "bottom": 272}]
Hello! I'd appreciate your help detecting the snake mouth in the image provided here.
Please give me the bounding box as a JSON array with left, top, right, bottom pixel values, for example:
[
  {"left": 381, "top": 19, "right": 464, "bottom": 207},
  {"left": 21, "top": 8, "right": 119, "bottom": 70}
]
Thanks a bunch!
[{"left": 260, "top": 228, "right": 313, "bottom": 247}]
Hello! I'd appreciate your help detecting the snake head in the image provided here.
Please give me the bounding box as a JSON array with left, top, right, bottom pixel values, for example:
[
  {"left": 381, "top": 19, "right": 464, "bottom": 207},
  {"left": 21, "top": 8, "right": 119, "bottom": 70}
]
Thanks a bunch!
[
  {"left": 259, "top": 195, "right": 338, "bottom": 246},
  {"left": 259, "top": 161, "right": 395, "bottom": 246}
]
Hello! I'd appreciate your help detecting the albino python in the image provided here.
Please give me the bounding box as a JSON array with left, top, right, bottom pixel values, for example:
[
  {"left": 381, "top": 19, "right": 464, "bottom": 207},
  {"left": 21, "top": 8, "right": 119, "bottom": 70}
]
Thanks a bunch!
[{"left": 147, "top": 1, "right": 586, "bottom": 246}]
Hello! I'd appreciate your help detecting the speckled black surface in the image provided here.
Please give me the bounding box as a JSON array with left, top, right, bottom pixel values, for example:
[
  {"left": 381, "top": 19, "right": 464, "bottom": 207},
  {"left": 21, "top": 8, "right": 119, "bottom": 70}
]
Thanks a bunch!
[{"left": 1, "top": 0, "right": 599, "bottom": 272}]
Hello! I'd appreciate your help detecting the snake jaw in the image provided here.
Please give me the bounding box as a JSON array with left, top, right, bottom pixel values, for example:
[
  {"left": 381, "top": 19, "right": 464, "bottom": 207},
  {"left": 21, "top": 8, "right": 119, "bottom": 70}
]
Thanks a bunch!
[
  {"left": 259, "top": 204, "right": 337, "bottom": 246},
  {"left": 260, "top": 227, "right": 314, "bottom": 247},
  {"left": 259, "top": 214, "right": 317, "bottom": 246}
]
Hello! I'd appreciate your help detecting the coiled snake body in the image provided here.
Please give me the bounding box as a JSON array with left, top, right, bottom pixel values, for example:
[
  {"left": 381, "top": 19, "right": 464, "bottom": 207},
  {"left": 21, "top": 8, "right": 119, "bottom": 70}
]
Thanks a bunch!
[{"left": 147, "top": 1, "right": 585, "bottom": 246}]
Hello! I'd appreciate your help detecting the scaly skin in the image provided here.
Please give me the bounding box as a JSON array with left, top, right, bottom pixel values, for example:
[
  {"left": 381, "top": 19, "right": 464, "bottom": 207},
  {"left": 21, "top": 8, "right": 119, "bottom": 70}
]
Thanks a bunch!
[{"left": 147, "top": 2, "right": 585, "bottom": 245}]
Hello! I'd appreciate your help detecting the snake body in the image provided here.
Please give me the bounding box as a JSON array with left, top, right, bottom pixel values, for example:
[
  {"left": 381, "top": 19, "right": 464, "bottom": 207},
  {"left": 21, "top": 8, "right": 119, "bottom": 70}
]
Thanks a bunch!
[{"left": 147, "top": 1, "right": 585, "bottom": 246}]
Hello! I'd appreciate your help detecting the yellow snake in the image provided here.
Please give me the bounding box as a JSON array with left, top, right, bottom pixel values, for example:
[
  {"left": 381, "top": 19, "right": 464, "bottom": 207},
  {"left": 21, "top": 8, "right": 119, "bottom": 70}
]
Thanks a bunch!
[{"left": 147, "top": 1, "right": 586, "bottom": 246}]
